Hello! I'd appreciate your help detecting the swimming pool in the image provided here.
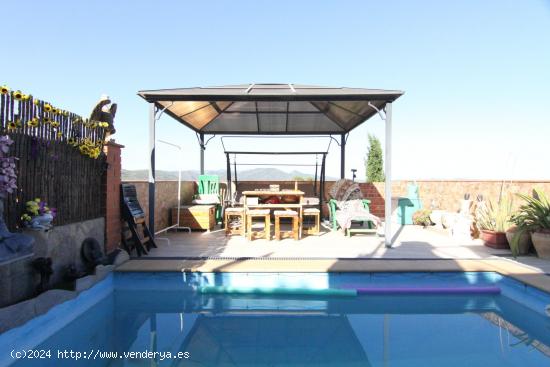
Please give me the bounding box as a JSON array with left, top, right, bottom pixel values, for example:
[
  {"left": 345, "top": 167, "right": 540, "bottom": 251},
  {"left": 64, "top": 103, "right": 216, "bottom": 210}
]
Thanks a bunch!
[{"left": 1, "top": 271, "right": 549, "bottom": 366}]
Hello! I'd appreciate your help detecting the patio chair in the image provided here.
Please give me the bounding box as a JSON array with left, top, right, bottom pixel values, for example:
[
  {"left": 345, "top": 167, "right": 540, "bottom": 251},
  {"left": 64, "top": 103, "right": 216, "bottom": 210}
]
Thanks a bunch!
[{"left": 328, "top": 199, "right": 373, "bottom": 231}]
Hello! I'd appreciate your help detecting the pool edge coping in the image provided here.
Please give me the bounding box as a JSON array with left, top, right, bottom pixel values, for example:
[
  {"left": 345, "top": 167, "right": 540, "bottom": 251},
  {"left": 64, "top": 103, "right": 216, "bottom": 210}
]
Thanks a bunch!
[{"left": 115, "top": 258, "right": 550, "bottom": 294}]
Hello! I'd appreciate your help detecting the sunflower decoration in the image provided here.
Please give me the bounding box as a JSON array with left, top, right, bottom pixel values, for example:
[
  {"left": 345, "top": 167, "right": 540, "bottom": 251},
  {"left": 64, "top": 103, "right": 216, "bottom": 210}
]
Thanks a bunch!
[
  {"left": 88, "top": 146, "right": 101, "bottom": 159},
  {"left": 43, "top": 117, "right": 52, "bottom": 124},
  {"left": 33, "top": 99, "right": 41, "bottom": 106},
  {"left": 73, "top": 118, "right": 82, "bottom": 125},
  {"left": 50, "top": 120, "right": 60, "bottom": 128},
  {"left": 27, "top": 117, "right": 39, "bottom": 128},
  {"left": 43, "top": 103, "right": 53, "bottom": 112},
  {"left": 23, "top": 94, "right": 32, "bottom": 101},
  {"left": 20, "top": 213, "right": 32, "bottom": 223},
  {"left": 79, "top": 144, "right": 90, "bottom": 155},
  {"left": 51, "top": 108, "right": 59, "bottom": 115},
  {"left": 56, "top": 131, "right": 63, "bottom": 138},
  {"left": 13, "top": 90, "right": 24, "bottom": 101},
  {"left": 90, "top": 122, "right": 98, "bottom": 129},
  {"left": 68, "top": 137, "right": 78, "bottom": 147},
  {"left": 98, "top": 122, "right": 109, "bottom": 128},
  {"left": 7, "top": 120, "right": 18, "bottom": 130},
  {"left": 0, "top": 85, "right": 9, "bottom": 95}
]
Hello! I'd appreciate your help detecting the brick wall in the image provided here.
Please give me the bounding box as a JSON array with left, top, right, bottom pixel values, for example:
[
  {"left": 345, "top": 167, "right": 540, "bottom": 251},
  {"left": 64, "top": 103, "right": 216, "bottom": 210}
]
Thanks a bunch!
[
  {"left": 119, "top": 179, "right": 550, "bottom": 230},
  {"left": 103, "top": 141, "right": 124, "bottom": 253}
]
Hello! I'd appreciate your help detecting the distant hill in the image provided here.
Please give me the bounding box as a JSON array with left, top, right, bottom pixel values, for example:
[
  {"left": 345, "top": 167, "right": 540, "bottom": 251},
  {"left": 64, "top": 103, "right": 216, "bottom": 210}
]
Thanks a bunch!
[{"left": 122, "top": 168, "right": 335, "bottom": 181}]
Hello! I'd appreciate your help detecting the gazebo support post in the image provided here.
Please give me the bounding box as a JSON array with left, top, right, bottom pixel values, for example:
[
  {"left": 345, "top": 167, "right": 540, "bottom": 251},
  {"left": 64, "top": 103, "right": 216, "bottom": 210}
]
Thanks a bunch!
[
  {"left": 148, "top": 103, "right": 156, "bottom": 236},
  {"left": 384, "top": 102, "right": 393, "bottom": 248},
  {"left": 226, "top": 152, "right": 232, "bottom": 204},
  {"left": 199, "top": 133, "right": 205, "bottom": 175},
  {"left": 340, "top": 134, "right": 346, "bottom": 179}
]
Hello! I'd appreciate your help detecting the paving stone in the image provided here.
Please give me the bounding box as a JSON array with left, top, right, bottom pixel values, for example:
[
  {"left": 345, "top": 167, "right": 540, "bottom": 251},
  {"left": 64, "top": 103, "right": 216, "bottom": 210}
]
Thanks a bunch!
[
  {"left": 34, "top": 289, "right": 76, "bottom": 316},
  {"left": 113, "top": 250, "right": 130, "bottom": 266},
  {"left": 75, "top": 274, "right": 97, "bottom": 292},
  {"left": 0, "top": 298, "right": 36, "bottom": 333},
  {"left": 95, "top": 264, "right": 114, "bottom": 281}
]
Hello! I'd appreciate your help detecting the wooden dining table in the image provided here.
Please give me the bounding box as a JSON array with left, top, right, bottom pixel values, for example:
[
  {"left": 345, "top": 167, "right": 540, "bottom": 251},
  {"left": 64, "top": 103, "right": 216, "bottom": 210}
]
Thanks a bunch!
[{"left": 242, "top": 190, "right": 305, "bottom": 238}]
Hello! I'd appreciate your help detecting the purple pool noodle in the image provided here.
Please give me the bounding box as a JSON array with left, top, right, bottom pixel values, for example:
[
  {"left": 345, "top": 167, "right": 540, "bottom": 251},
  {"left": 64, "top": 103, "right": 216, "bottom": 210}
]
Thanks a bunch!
[{"left": 354, "top": 286, "right": 501, "bottom": 295}]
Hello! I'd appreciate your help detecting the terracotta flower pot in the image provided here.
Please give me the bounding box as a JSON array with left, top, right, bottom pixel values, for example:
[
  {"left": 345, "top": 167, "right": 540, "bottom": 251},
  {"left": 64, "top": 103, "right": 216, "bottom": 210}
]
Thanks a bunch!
[
  {"left": 480, "top": 229, "right": 509, "bottom": 249},
  {"left": 531, "top": 232, "right": 550, "bottom": 259},
  {"left": 505, "top": 228, "right": 532, "bottom": 255}
]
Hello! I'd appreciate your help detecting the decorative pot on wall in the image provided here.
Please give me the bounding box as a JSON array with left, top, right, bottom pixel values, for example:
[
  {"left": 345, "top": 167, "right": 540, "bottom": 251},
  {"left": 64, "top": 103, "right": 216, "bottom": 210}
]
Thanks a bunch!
[
  {"left": 505, "top": 228, "right": 532, "bottom": 256},
  {"left": 26, "top": 213, "right": 54, "bottom": 230},
  {"left": 480, "top": 229, "right": 509, "bottom": 249},
  {"left": 531, "top": 232, "right": 550, "bottom": 259}
]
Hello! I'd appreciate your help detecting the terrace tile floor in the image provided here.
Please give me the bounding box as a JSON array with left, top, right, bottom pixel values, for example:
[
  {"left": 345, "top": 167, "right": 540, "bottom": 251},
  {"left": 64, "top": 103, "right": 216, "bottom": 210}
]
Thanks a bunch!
[
  {"left": 117, "top": 224, "right": 550, "bottom": 293},
  {"left": 140, "top": 224, "right": 550, "bottom": 274}
]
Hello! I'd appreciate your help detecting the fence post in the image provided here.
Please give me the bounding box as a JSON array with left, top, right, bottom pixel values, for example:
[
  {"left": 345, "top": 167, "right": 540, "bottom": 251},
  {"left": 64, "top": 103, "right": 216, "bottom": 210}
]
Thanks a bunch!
[{"left": 103, "top": 140, "right": 124, "bottom": 253}]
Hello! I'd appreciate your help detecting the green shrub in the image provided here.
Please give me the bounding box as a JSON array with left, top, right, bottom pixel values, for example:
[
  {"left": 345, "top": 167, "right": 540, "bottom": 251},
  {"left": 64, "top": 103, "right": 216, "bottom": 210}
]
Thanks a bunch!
[{"left": 412, "top": 209, "right": 433, "bottom": 227}]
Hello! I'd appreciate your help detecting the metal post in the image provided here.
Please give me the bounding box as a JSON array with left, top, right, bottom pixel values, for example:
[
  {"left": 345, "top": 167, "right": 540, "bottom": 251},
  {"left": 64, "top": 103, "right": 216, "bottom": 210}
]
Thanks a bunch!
[
  {"left": 384, "top": 103, "right": 393, "bottom": 248},
  {"left": 226, "top": 153, "right": 232, "bottom": 204},
  {"left": 340, "top": 134, "right": 346, "bottom": 179},
  {"left": 199, "top": 133, "right": 205, "bottom": 175},
  {"left": 148, "top": 103, "right": 156, "bottom": 236}
]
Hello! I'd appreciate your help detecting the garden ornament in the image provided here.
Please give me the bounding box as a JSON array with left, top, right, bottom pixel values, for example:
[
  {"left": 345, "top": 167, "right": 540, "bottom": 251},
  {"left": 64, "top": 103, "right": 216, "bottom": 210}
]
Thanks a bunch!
[
  {"left": 81, "top": 237, "right": 108, "bottom": 273},
  {"left": 26, "top": 212, "right": 54, "bottom": 230},
  {"left": 89, "top": 94, "right": 117, "bottom": 139},
  {"left": 31, "top": 257, "right": 53, "bottom": 294}
]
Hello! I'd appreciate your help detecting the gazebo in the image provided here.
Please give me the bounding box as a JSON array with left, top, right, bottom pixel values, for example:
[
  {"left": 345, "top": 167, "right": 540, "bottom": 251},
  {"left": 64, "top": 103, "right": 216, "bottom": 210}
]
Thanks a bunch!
[{"left": 138, "top": 84, "right": 403, "bottom": 247}]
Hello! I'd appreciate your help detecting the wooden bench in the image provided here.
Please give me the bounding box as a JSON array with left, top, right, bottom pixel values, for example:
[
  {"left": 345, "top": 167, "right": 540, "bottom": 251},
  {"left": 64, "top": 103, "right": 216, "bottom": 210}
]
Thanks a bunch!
[
  {"left": 224, "top": 207, "right": 245, "bottom": 236},
  {"left": 303, "top": 208, "right": 320, "bottom": 235},
  {"left": 274, "top": 210, "right": 299, "bottom": 240},
  {"left": 246, "top": 209, "right": 271, "bottom": 241}
]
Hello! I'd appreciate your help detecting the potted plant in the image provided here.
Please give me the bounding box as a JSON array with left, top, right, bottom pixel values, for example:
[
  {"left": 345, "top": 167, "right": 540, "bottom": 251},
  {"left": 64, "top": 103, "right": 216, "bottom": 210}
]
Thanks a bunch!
[
  {"left": 475, "top": 198, "right": 513, "bottom": 249},
  {"left": 506, "top": 223, "right": 532, "bottom": 256},
  {"left": 510, "top": 189, "right": 550, "bottom": 259},
  {"left": 412, "top": 209, "right": 433, "bottom": 228},
  {"left": 21, "top": 198, "right": 56, "bottom": 230}
]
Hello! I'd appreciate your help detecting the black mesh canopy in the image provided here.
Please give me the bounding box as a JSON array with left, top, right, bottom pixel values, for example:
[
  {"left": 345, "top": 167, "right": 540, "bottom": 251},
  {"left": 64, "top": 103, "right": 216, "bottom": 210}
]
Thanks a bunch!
[{"left": 138, "top": 84, "right": 403, "bottom": 134}]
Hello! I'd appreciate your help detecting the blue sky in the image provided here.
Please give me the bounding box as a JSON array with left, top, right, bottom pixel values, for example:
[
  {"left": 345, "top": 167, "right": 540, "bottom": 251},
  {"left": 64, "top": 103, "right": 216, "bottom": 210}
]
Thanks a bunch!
[{"left": 2, "top": 0, "right": 549, "bottom": 180}]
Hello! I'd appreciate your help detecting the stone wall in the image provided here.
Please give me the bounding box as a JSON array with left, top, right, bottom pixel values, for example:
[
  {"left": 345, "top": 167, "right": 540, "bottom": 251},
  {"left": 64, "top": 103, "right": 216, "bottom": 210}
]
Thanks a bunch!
[
  {"left": 122, "top": 180, "right": 195, "bottom": 233},
  {"left": 129, "top": 180, "right": 550, "bottom": 230},
  {"left": 378, "top": 180, "right": 550, "bottom": 213},
  {"left": 0, "top": 217, "right": 104, "bottom": 307}
]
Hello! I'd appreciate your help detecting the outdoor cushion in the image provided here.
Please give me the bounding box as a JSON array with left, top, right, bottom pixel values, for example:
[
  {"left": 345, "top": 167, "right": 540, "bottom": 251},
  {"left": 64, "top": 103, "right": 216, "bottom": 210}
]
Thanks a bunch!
[
  {"left": 225, "top": 207, "right": 244, "bottom": 213},
  {"left": 248, "top": 209, "right": 270, "bottom": 215},
  {"left": 274, "top": 210, "right": 298, "bottom": 216},
  {"left": 304, "top": 208, "right": 320, "bottom": 214},
  {"left": 192, "top": 194, "right": 220, "bottom": 205}
]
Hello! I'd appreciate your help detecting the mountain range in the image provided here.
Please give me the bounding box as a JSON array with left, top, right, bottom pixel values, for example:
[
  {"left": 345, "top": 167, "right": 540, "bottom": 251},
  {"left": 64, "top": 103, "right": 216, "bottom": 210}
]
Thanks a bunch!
[{"left": 122, "top": 168, "right": 336, "bottom": 181}]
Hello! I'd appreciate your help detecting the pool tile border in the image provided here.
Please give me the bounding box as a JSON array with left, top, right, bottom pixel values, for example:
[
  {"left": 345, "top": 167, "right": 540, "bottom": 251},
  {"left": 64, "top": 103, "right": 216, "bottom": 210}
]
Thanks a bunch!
[{"left": 115, "top": 258, "right": 550, "bottom": 294}]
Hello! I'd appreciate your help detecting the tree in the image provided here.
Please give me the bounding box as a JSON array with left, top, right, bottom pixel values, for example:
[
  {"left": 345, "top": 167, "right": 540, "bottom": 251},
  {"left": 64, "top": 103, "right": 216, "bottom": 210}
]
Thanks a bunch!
[{"left": 365, "top": 134, "right": 384, "bottom": 182}]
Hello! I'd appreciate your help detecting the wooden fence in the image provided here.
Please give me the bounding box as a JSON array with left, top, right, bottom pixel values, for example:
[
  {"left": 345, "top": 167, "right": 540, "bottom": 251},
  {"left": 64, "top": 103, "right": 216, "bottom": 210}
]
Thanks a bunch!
[{"left": 0, "top": 88, "right": 107, "bottom": 230}]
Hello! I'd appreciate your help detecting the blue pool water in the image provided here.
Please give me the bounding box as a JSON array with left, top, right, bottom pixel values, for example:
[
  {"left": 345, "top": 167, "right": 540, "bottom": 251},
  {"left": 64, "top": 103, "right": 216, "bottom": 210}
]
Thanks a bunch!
[{"left": 1, "top": 272, "right": 550, "bottom": 367}]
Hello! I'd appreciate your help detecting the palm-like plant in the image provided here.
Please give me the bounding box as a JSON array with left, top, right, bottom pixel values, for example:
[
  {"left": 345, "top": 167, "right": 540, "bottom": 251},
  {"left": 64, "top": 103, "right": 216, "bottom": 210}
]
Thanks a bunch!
[
  {"left": 475, "top": 198, "right": 513, "bottom": 233},
  {"left": 509, "top": 189, "right": 550, "bottom": 256}
]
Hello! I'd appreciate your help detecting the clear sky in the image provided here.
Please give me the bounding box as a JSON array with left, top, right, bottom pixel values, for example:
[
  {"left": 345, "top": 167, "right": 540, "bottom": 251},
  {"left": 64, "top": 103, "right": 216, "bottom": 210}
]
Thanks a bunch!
[{"left": 2, "top": 0, "right": 549, "bottom": 180}]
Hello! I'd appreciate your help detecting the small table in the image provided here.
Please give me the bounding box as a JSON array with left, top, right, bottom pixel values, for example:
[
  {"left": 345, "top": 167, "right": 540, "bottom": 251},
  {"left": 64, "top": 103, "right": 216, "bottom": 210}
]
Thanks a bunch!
[
  {"left": 242, "top": 190, "right": 305, "bottom": 238},
  {"left": 171, "top": 205, "right": 216, "bottom": 231}
]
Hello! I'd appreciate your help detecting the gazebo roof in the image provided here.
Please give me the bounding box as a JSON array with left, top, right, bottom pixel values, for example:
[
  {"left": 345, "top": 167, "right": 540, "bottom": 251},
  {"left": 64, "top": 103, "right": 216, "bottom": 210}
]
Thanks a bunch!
[{"left": 138, "top": 83, "right": 403, "bottom": 135}]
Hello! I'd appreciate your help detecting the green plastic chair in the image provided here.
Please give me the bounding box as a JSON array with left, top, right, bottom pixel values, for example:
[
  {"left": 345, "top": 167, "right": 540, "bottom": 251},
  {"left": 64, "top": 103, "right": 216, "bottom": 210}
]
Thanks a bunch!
[
  {"left": 328, "top": 199, "right": 372, "bottom": 232},
  {"left": 197, "top": 175, "right": 220, "bottom": 195},
  {"left": 196, "top": 175, "right": 222, "bottom": 223}
]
